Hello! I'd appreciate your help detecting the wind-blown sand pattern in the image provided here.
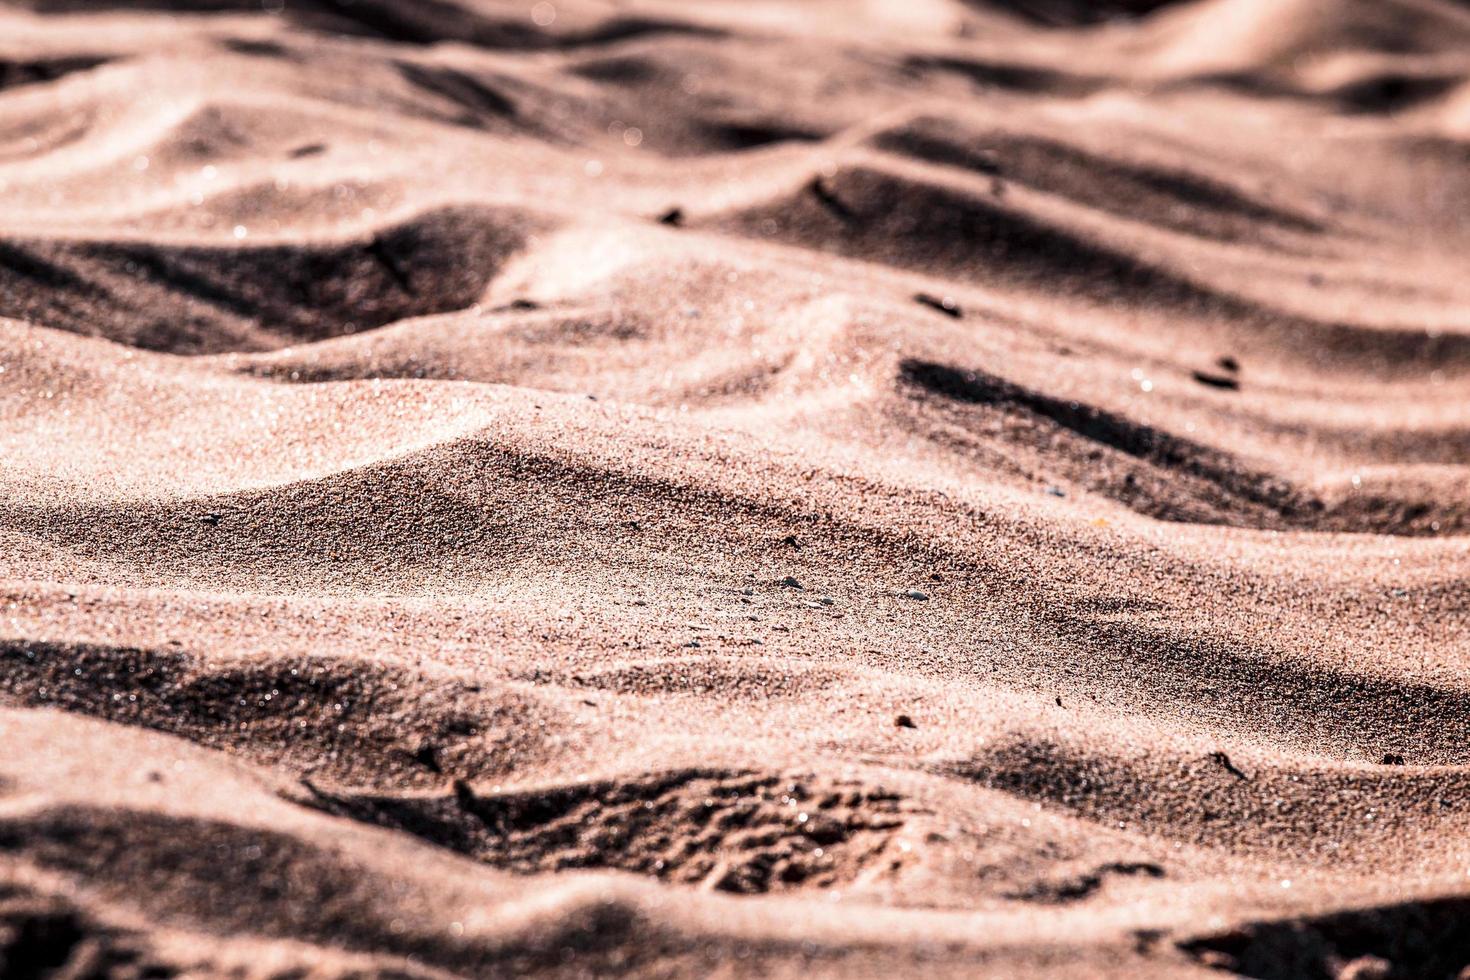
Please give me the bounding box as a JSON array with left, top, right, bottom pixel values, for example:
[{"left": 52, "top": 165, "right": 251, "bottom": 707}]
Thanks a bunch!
[{"left": 3, "top": 0, "right": 1470, "bottom": 976}]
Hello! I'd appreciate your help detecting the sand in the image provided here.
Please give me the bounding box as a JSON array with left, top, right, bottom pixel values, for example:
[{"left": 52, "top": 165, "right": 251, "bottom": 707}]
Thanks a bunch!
[{"left": 2, "top": 0, "right": 1470, "bottom": 976}]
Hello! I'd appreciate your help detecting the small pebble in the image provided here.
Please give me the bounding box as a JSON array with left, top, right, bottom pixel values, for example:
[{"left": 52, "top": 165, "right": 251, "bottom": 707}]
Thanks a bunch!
[
  {"left": 904, "top": 590, "right": 929, "bottom": 601},
  {"left": 895, "top": 714, "right": 917, "bottom": 729},
  {"left": 413, "top": 744, "right": 442, "bottom": 774},
  {"left": 913, "top": 292, "right": 962, "bottom": 318},
  {"left": 1191, "top": 369, "right": 1240, "bottom": 391}
]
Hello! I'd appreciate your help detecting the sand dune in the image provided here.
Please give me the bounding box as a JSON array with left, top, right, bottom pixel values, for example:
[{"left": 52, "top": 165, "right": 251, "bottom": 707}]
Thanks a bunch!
[{"left": 3, "top": 0, "right": 1470, "bottom": 976}]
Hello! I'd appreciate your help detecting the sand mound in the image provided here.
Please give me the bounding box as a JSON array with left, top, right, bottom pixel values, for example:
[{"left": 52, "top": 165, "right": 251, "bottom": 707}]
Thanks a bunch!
[
  {"left": 706, "top": 164, "right": 1224, "bottom": 308},
  {"left": 868, "top": 116, "right": 1329, "bottom": 243},
  {"left": 303, "top": 767, "right": 908, "bottom": 895},
  {"left": 4, "top": 0, "right": 1470, "bottom": 975},
  {"left": 1133, "top": 0, "right": 1470, "bottom": 77},
  {"left": 0, "top": 206, "right": 539, "bottom": 353},
  {"left": 0, "top": 639, "right": 562, "bottom": 789}
]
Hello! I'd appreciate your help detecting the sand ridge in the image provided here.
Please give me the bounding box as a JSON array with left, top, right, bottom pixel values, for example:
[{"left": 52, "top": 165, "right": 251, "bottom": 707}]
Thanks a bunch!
[{"left": 2, "top": 0, "right": 1470, "bottom": 976}]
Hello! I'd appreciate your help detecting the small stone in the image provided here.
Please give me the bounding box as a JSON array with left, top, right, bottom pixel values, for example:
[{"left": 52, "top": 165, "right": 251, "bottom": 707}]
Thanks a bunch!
[
  {"left": 1046, "top": 486, "right": 1066, "bottom": 497},
  {"left": 904, "top": 590, "right": 929, "bottom": 601},
  {"left": 895, "top": 714, "right": 917, "bottom": 729},
  {"left": 1191, "top": 369, "right": 1241, "bottom": 391},
  {"left": 413, "top": 743, "right": 442, "bottom": 774},
  {"left": 1381, "top": 753, "right": 1406, "bottom": 766},
  {"left": 781, "top": 576, "right": 802, "bottom": 589},
  {"left": 913, "top": 292, "right": 962, "bottom": 318}
]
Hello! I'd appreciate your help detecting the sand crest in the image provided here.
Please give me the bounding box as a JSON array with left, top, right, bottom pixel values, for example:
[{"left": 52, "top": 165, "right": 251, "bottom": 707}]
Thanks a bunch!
[{"left": 3, "top": 1, "right": 1470, "bottom": 976}]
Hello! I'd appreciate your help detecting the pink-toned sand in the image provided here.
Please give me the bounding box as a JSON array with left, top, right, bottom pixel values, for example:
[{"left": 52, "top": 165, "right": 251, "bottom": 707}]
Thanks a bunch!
[{"left": 3, "top": 0, "right": 1470, "bottom": 976}]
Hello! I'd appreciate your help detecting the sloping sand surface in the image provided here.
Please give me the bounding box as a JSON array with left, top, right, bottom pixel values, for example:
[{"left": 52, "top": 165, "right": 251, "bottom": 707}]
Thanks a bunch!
[{"left": 3, "top": 1, "right": 1470, "bottom": 976}]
